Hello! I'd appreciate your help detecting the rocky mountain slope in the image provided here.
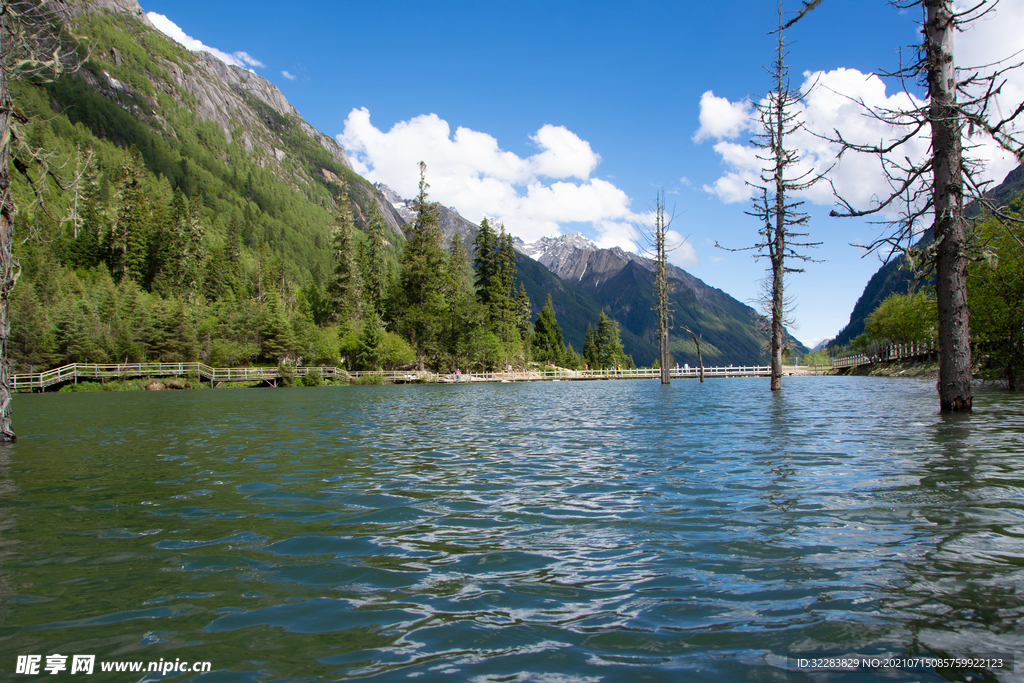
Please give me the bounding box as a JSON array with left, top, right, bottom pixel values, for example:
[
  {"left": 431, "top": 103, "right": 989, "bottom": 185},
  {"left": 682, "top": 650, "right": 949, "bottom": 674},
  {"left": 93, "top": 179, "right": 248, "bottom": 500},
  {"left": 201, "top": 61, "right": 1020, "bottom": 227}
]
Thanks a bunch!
[
  {"left": 68, "top": 0, "right": 410, "bottom": 241},
  {"left": 517, "top": 233, "right": 810, "bottom": 363},
  {"left": 53, "top": 0, "right": 793, "bottom": 367}
]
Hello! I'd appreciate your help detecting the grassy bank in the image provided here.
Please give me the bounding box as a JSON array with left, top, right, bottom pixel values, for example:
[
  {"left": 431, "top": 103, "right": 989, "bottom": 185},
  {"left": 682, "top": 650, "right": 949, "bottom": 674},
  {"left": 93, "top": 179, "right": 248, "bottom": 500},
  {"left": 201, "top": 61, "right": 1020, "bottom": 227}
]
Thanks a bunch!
[{"left": 833, "top": 358, "right": 939, "bottom": 379}]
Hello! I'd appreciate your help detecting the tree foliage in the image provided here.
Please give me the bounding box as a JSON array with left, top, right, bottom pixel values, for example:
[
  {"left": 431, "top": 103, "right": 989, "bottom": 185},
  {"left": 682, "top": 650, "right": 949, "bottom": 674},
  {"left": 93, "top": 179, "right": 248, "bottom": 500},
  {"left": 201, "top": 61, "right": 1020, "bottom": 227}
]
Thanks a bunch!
[
  {"left": 969, "top": 205, "right": 1024, "bottom": 389},
  {"left": 864, "top": 291, "right": 938, "bottom": 345}
]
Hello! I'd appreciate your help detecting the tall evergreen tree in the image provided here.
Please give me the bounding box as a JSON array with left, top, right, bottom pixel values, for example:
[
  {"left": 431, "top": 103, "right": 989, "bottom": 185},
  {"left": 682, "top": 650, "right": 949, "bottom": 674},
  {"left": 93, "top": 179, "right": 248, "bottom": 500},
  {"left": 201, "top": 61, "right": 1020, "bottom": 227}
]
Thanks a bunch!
[
  {"left": 327, "top": 185, "right": 362, "bottom": 324},
  {"left": 0, "top": 0, "right": 83, "bottom": 439},
  {"left": 488, "top": 227, "right": 518, "bottom": 343},
  {"left": 515, "top": 283, "right": 532, "bottom": 344},
  {"left": 473, "top": 217, "right": 498, "bottom": 304},
  {"left": 583, "top": 324, "right": 599, "bottom": 369},
  {"left": 440, "top": 235, "right": 481, "bottom": 371},
  {"left": 596, "top": 310, "right": 625, "bottom": 369},
  {"left": 532, "top": 294, "right": 563, "bottom": 364},
  {"left": 113, "top": 147, "right": 150, "bottom": 282},
  {"left": 260, "top": 295, "right": 296, "bottom": 362},
  {"left": 362, "top": 201, "right": 389, "bottom": 317},
  {"left": 357, "top": 312, "right": 385, "bottom": 371},
  {"left": 398, "top": 162, "right": 446, "bottom": 369},
  {"left": 162, "top": 190, "right": 206, "bottom": 299}
]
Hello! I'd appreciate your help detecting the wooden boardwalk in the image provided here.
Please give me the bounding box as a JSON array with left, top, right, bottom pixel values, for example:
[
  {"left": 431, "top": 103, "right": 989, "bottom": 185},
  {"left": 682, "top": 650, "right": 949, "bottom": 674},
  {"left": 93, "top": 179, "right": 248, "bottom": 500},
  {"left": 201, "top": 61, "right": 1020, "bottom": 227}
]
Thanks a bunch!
[
  {"left": 10, "top": 362, "right": 830, "bottom": 392},
  {"left": 831, "top": 340, "right": 936, "bottom": 369}
]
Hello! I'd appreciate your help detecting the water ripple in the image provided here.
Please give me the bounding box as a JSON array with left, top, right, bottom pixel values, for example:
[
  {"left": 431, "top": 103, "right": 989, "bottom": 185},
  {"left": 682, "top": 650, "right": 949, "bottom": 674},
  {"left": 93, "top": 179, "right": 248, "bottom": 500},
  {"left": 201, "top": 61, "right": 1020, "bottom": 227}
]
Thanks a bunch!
[{"left": 5, "top": 378, "right": 1023, "bottom": 681}]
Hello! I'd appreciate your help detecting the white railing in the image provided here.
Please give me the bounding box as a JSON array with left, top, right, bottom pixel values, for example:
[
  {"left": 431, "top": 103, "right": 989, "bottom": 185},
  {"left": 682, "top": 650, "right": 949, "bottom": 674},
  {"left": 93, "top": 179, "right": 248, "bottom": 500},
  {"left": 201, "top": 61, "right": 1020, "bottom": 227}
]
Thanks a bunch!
[
  {"left": 12, "top": 363, "right": 793, "bottom": 390},
  {"left": 831, "top": 339, "right": 937, "bottom": 369}
]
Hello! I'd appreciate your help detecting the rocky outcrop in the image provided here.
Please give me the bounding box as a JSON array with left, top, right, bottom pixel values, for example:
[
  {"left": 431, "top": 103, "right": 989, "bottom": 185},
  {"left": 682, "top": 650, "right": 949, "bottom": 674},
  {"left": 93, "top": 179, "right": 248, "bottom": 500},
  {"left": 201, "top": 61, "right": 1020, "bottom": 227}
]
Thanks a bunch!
[
  {"left": 71, "top": 0, "right": 150, "bottom": 20},
  {"left": 72, "top": 0, "right": 350, "bottom": 171}
]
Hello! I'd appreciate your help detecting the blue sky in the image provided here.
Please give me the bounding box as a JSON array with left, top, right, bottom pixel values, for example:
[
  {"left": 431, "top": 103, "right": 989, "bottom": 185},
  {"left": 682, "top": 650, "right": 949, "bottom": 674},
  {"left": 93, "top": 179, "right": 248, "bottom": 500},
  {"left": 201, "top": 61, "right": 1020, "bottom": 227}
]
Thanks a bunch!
[{"left": 140, "top": 0, "right": 1024, "bottom": 347}]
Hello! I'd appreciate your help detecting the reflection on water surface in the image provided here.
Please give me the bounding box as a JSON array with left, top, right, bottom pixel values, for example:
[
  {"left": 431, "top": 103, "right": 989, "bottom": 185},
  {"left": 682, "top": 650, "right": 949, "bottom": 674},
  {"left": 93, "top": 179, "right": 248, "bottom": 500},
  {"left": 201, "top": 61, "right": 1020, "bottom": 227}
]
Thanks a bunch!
[{"left": 1, "top": 377, "right": 1022, "bottom": 681}]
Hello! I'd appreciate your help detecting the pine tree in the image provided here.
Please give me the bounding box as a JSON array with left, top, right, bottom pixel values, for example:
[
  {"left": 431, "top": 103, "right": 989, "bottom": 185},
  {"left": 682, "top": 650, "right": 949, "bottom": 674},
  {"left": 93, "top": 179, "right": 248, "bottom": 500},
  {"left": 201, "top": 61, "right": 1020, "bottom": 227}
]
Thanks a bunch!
[
  {"left": 438, "top": 235, "right": 481, "bottom": 370},
  {"left": 260, "top": 295, "right": 296, "bottom": 362},
  {"left": 362, "top": 201, "right": 388, "bottom": 317},
  {"left": 488, "top": 227, "right": 518, "bottom": 343},
  {"left": 532, "top": 294, "right": 563, "bottom": 364},
  {"left": 327, "top": 185, "right": 362, "bottom": 324},
  {"left": 161, "top": 190, "right": 205, "bottom": 299},
  {"left": 398, "top": 162, "right": 447, "bottom": 369},
  {"left": 113, "top": 147, "right": 150, "bottom": 282},
  {"left": 357, "top": 312, "right": 385, "bottom": 371},
  {"left": 742, "top": 11, "right": 820, "bottom": 392},
  {"left": 473, "top": 217, "right": 498, "bottom": 305},
  {"left": 515, "top": 283, "right": 532, "bottom": 344},
  {"left": 583, "top": 324, "right": 599, "bottom": 369},
  {"left": 1, "top": 0, "right": 83, "bottom": 439},
  {"left": 787, "top": 0, "right": 1024, "bottom": 411},
  {"left": 596, "top": 310, "right": 624, "bottom": 369}
]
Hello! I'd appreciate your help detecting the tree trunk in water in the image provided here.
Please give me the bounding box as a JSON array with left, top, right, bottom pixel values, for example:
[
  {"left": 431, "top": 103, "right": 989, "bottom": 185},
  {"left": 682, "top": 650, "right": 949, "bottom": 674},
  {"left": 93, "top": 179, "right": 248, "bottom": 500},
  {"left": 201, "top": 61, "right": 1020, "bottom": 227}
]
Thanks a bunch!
[
  {"left": 656, "top": 193, "right": 670, "bottom": 385},
  {"left": 770, "top": 236, "right": 784, "bottom": 392},
  {"left": 660, "top": 326, "right": 670, "bottom": 385},
  {"left": 0, "top": 17, "right": 15, "bottom": 442},
  {"left": 927, "top": 0, "right": 972, "bottom": 412},
  {"left": 770, "top": 48, "right": 787, "bottom": 393},
  {"left": 686, "top": 327, "right": 704, "bottom": 384}
]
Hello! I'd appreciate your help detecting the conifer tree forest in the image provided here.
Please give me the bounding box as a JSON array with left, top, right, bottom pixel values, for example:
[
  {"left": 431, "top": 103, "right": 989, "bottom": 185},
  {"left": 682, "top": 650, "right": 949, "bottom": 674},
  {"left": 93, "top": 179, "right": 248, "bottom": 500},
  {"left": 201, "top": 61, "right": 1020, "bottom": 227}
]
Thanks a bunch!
[
  {"left": 6, "top": 62, "right": 632, "bottom": 377},
  {"left": 0, "top": 7, "right": 654, "bottom": 380},
  {"left": 10, "top": 140, "right": 618, "bottom": 375}
]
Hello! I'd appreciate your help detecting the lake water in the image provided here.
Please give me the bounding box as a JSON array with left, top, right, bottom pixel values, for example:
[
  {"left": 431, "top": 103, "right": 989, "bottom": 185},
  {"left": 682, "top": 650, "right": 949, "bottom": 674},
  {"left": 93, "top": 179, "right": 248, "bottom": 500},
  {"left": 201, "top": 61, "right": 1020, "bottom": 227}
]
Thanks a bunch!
[{"left": 1, "top": 377, "right": 1023, "bottom": 682}]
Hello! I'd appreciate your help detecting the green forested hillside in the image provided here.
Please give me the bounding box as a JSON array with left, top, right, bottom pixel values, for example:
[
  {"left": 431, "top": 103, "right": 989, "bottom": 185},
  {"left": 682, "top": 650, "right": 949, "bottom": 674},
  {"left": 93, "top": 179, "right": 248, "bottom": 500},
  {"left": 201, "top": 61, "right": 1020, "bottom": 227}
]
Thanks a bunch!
[
  {"left": 8, "top": 3, "right": 765, "bottom": 377},
  {"left": 9, "top": 7, "right": 401, "bottom": 373}
]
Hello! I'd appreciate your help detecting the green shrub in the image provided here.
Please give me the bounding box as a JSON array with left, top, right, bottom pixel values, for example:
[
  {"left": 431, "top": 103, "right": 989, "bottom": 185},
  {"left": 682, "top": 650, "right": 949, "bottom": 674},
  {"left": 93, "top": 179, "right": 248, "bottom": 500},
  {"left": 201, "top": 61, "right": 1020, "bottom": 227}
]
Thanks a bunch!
[{"left": 59, "top": 381, "right": 103, "bottom": 392}]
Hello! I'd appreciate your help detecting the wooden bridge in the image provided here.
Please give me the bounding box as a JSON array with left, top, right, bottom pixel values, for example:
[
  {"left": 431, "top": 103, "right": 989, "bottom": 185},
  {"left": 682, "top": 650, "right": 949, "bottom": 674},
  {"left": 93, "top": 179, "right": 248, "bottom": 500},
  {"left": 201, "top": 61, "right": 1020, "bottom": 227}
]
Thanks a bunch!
[
  {"left": 10, "top": 362, "right": 830, "bottom": 392},
  {"left": 830, "top": 340, "right": 936, "bottom": 369}
]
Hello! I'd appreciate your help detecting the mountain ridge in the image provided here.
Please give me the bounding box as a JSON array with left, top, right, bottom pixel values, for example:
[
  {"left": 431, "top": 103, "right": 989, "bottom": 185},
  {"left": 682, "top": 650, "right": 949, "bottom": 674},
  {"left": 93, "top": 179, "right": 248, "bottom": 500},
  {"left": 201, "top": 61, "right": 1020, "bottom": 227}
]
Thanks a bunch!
[{"left": 15, "top": 0, "right": 802, "bottom": 371}]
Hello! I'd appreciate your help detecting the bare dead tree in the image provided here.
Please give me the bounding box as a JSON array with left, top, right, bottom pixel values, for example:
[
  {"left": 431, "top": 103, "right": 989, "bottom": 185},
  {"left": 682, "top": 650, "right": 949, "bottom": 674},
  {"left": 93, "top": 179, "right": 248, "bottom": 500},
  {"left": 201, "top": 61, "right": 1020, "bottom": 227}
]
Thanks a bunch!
[
  {"left": 718, "top": 7, "right": 822, "bottom": 392},
  {"left": 683, "top": 326, "right": 704, "bottom": 383},
  {"left": 798, "top": 0, "right": 1024, "bottom": 412},
  {"left": 0, "top": 0, "right": 83, "bottom": 441},
  {"left": 634, "top": 190, "right": 683, "bottom": 385}
]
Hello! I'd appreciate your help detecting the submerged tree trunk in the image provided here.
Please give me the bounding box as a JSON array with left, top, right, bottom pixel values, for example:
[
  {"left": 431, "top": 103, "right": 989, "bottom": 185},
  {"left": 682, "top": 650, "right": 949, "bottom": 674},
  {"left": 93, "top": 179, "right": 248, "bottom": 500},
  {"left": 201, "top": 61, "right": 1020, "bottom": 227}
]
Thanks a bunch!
[
  {"left": 685, "top": 327, "right": 704, "bottom": 384},
  {"left": 655, "top": 193, "right": 671, "bottom": 385},
  {"left": 770, "top": 200, "right": 785, "bottom": 392},
  {"left": 927, "top": 0, "right": 972, "bottom": 412}
]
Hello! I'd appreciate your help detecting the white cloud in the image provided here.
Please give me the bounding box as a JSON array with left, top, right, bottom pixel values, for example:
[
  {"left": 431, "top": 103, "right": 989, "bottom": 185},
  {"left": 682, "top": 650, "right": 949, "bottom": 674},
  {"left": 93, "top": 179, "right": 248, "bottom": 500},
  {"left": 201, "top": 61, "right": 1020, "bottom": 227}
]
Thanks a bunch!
[
  {"left": 528, "top": 125, "right": 600, "bottom": 179},
  {"left": 146, "top": 12, "right": 263, "bottom": 72},
  {"left": 693, "top": 91, "right": 755, "bottom": 142},
  {"left": 667, "top": 230, "right": 699, "bottom": 267},
  {"left": 696, "top": 0, "right": 1024, "bottom": 215},
  {"left": 338, "top": 109, "right": 654, "bottom": 246},
  {"left": 281, "top": 70, "right": 297, "bottom": 80},
  {"left": 233, "top": 51, "right": 265, "bottom": 68},
  {"left": 697, "top": 68, "right": 931, "bottom": 212}
]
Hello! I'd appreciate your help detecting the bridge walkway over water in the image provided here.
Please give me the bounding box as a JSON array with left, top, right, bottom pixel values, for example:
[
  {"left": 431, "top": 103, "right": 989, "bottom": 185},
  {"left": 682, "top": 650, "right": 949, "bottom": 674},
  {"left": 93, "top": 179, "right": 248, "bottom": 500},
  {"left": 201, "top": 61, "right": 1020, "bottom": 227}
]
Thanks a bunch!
[{"left": 11, "top": 362, "right": 830, "bottom": 392}]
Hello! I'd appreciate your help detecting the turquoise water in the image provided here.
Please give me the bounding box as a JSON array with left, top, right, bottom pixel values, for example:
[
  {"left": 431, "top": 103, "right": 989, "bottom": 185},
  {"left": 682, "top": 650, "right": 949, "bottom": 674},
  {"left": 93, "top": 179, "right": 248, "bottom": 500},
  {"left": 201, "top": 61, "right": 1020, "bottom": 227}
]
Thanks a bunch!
[{"left": 1, "top": 377, "right": 1022, "bottom": 681}]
